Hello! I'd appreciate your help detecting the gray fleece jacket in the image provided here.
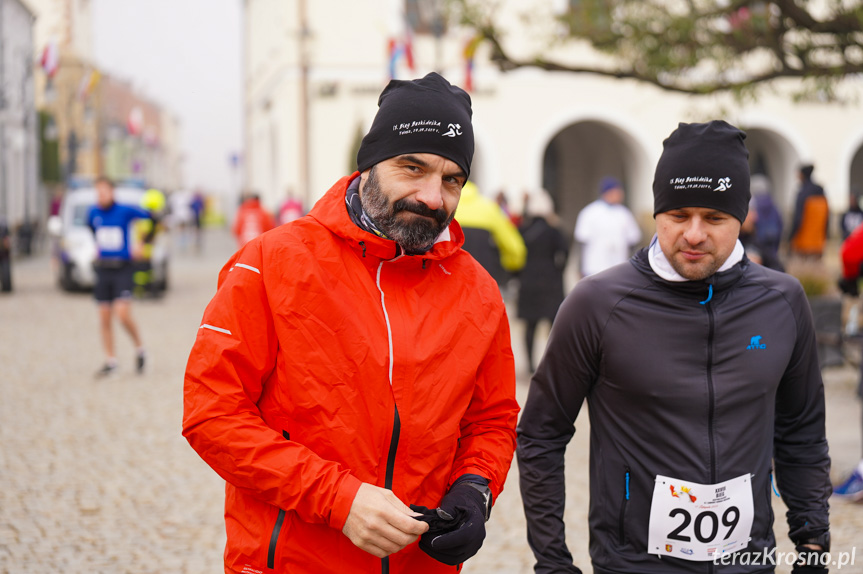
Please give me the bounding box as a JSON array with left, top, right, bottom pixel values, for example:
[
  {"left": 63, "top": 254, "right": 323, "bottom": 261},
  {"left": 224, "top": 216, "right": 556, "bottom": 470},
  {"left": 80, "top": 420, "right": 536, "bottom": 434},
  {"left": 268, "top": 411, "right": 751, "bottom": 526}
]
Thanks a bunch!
[{"left": 517, "top": 246, "right": 831, "bottom": 574}]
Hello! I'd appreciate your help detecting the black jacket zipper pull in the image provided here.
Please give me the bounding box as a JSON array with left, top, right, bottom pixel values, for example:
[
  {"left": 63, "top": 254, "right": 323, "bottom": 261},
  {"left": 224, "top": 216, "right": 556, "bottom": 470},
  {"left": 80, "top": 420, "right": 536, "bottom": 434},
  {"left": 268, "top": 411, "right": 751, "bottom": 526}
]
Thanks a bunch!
[{"left": 359, "top": 241, "right": 366, "bottom": 257}]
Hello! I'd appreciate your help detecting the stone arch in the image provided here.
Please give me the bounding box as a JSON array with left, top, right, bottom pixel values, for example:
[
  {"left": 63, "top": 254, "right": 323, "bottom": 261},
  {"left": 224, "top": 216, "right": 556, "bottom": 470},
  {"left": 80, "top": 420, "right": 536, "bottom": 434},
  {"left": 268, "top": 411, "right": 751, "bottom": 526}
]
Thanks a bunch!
[
  {"left": 736, "top": 118, "right": 809, "bottom": 217},
  {"left": 533, "top": 114, "right": 653, "bottom": 240}
]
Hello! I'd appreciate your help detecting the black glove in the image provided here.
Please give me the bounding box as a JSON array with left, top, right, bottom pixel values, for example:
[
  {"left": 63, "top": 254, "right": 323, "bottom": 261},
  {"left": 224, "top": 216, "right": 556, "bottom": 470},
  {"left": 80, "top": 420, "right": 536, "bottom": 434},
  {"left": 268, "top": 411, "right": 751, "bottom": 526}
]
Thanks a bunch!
[
  {"left": 410, "top": 482, "right": 489, "bottom": 565},
  {"left": 792, "top": 544, "right": 829, "bottom": 574}
]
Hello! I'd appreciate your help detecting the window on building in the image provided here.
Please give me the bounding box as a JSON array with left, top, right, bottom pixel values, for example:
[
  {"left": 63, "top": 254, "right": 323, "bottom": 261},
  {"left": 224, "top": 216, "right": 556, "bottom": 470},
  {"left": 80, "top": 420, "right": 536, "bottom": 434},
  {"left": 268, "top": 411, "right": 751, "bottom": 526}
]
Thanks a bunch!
[{"left": 405, "top": 0, "right": 447, "bottom": 36}]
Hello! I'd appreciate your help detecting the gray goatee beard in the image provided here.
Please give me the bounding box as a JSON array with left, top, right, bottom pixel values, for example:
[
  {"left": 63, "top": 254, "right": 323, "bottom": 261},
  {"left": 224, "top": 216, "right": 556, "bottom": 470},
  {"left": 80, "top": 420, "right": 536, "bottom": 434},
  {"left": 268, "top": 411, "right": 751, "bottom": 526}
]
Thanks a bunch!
[{"left": 361, "top": 166, "right": 454, "bottom": 252}]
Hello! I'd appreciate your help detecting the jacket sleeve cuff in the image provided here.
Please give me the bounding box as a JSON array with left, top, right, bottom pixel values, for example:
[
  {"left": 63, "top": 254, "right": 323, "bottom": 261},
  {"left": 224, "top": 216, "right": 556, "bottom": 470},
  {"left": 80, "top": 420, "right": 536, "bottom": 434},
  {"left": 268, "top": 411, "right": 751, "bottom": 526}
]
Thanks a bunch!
[
  {"left": 450, "top": 467, "right": 497, "bottom": 498},
  {"left": 329, "top": 473, "right": 363, "bottom": 531}
]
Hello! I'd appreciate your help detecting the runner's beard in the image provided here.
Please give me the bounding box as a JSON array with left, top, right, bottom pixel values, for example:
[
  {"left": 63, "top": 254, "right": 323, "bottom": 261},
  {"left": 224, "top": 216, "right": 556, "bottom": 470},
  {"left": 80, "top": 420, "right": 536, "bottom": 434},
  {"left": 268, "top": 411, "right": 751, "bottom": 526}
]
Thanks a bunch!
[{"left": 361, "top": 166, "right": 455, "bottom": 252}]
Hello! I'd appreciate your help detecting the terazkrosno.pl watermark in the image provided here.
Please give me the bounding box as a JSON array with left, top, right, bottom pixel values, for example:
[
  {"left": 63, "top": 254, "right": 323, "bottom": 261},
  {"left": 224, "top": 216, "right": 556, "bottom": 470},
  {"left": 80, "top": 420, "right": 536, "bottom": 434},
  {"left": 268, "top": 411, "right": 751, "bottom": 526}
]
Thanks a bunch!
[{"left": 713, "top": 547, "right": 857, "bottom": 570}]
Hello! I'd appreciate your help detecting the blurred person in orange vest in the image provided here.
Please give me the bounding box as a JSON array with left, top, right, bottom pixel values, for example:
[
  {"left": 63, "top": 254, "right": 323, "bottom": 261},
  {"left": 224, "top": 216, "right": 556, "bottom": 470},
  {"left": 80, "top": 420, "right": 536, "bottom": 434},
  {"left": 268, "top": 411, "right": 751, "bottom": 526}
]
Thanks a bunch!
[
  {"left": 788, "top": 164, "right": 829, "bottom": 259},
  {"left": 233, "top": 192, "right": 275, "bottom": 248}
]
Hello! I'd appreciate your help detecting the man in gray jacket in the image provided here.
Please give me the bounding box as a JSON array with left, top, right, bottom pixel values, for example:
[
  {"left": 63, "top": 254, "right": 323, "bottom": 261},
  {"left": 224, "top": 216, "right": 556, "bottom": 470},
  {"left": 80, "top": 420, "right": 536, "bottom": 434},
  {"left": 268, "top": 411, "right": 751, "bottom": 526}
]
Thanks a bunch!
[{"left": 518, "top": 121, "right": 831, "bottom": 574}]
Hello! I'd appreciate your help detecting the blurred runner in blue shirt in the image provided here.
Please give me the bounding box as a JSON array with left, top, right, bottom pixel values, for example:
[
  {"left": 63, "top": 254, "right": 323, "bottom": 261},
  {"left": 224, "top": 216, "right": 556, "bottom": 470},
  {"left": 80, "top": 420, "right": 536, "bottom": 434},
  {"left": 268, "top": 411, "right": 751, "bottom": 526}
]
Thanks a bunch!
[{"left": 87, "top": 176, "right": 153, "bottom": 378}]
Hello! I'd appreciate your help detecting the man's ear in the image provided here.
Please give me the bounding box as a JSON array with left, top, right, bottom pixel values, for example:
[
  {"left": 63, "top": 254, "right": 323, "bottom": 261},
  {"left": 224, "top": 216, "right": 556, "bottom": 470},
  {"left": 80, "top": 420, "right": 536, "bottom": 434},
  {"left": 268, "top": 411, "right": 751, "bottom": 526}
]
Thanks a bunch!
[{"left": 357, "top": 170, "right": 370, "bottom": 197}]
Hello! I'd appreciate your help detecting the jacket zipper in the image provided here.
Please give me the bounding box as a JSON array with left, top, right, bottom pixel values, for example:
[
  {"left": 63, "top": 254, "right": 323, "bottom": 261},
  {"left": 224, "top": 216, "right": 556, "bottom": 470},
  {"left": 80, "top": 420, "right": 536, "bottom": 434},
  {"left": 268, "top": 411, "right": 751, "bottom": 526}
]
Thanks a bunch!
[
  {"left": 381, "top": 404, "right": 401, "bottom": 574},
  {"left": 385, "top": 406, "right": 401, "bottom": 490},
  {"left": 267, "top": 510, "right": 286, "bottom": 569},
  {"left": 266, "top": 430, "right": 291, "bottom": 568},
  {"left": 705, "top": 299, "right": 717, "bottom": 483},
  {"left": 705, "top": 290, "right": 717, "bottom": 574},
  {"left": 618, "top": 466, "right": 631, "bottom": 545},
  {"left": 376, "top": 259, "right": 402, "bottom": 574}
]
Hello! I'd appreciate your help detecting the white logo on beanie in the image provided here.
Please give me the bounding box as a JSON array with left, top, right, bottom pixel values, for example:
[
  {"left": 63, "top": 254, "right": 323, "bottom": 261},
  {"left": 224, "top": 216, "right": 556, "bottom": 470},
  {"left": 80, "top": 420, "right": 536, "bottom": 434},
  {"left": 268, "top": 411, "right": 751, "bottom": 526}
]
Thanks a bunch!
[
  {"left": 714, "top": 177, "right": 732, "bottom": 192},
  {"left": 668, "top": 176, "right": 733, "bottom": 192},
  {"left": 442, "top": 123, "right": 462, "bottom": 138}
]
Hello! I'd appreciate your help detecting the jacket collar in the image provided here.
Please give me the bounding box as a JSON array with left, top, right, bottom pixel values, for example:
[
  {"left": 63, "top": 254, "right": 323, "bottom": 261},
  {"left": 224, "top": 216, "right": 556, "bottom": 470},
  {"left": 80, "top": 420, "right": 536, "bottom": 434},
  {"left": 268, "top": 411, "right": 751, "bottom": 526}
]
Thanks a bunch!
[
  {"left": 308, "top": 172, "right": 466, "bottom": 262},
  {"left": 647, "top": 234, "right": 745, "bottom": 282},
  {"left": 632, "top": 236, "right": 749, "bottom": 302}
]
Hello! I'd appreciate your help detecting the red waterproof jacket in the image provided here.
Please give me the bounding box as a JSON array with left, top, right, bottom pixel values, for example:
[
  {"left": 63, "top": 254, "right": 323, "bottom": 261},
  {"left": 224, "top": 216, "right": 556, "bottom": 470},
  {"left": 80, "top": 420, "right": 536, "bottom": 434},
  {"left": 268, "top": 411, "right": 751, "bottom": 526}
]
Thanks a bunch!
[
  {"left": 841, "top": 222, "right": 863, "bottom": 279},
  {"left": 183, "top": 174, "right": 519, "bottom": 574}
]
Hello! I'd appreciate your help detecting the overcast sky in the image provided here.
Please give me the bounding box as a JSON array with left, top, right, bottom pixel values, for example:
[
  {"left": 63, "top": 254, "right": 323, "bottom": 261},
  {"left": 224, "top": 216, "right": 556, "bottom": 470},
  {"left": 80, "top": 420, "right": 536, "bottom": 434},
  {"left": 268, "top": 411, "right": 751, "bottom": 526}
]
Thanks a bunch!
[{"left": 91, "top": 0, "right": 242, "bottom": 195}]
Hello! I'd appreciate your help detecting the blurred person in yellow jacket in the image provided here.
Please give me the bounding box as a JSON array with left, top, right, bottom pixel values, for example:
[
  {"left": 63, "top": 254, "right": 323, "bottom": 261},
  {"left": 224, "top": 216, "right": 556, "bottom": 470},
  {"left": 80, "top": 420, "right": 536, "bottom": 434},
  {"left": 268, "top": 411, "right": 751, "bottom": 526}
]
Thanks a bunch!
[
  {"left": 132, "top": 188, "right": 166, "bottom": 296},
  {"left": 455, "top": 181, "right": 526, "bottom": 285}
]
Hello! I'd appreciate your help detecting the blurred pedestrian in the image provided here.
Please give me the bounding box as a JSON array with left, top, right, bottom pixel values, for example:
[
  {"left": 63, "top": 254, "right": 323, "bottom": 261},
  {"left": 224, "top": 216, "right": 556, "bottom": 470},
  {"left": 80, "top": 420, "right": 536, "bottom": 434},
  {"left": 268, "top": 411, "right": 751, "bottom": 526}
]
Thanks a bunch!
[
  {"left": 183, "top": 72, "right": 519, "bottom": 573},
  {"left": 16, "top": 219, "right": 35, "bottom": 256},
  {"left": 518, "top": 121, "right": 831, "bottom": 573},
  {"left": 277, "top": 189, "right": 305, "bottom": 225},
  {"left": 740, "top": 200, "right": 784, "bottom": 272},
  {"left": 495, "top": 189, "right": 521, "bottom": 227},
  {"left": 87, "top": 176, "right": 154, "bottom": 377},
  {"left": 190, "top": 190, "right": 206, "bottom": 253},
  {"left": 750, "top": 174, "right": 784, "bottom": 264},
  {"left": 232, "top": 192, "right": 275, "bottom": 248},
  {"left": 48, "top": 185, "right": 66, "bottom": 274},
  {"left": 0, "top": 217, "right": 11, "bottom": 293},
  {"left": 573, "top": 176, "right": 641, "bottom": 277},
  {"left": 455, "top": 181, "right": 526, "bottom": 286},
  {"left": 840, "top": 189, "right": 863, "bottom": 240},
  {"left": 789, "top": 163, "right": 829, "bottom": 259},
  {"left": 132, "top": 188, "right": 168, "bottom": 298},
  {"left": 170, "top": 189, "right": 195, "bottom": 251},
  {"left": 49, "top": 185, "right": 64, "bottom": 217},
  {"left": 517, "top": 189, "right": 568, "bottom": 373}
]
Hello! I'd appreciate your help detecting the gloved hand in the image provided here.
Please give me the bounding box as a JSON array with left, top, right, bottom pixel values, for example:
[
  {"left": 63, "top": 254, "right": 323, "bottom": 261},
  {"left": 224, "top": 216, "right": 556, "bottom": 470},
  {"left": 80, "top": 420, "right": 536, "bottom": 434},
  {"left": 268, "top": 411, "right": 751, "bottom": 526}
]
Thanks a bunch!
[
  {"left": 792, "top": 544, "right": 829, "bottom": 574},
  {"left": 410, "top": 482, "right": 488, "bottom": 565}
]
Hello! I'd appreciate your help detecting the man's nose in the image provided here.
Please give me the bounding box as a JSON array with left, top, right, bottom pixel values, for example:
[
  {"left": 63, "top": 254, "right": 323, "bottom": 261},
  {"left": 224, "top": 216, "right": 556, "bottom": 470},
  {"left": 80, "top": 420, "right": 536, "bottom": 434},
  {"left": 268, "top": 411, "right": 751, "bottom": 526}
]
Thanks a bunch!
[
  {"left": 414, "top": 178, "right": 444, "bottom": 211},
  {"left": 682, "top": 218, "right": 708, "bottom": 245}
]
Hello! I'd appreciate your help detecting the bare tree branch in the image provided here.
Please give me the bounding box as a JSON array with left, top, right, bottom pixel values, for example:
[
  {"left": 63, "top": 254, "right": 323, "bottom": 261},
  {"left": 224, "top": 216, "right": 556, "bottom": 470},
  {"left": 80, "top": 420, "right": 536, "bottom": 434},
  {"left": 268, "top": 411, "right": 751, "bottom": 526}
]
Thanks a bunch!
[{"left": 456, "top": 0, "right": 863, "bottom": 97}]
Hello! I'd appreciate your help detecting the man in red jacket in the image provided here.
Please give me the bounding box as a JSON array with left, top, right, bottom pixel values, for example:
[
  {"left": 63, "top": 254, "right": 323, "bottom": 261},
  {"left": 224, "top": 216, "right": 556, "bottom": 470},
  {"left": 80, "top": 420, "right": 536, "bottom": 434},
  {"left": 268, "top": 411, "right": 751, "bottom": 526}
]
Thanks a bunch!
[
  {"left": 183, "top": 72, "right": 519, "bottom": 574},
  {"left": 232, "top": 192, "right": 275, "bottom": 248}
]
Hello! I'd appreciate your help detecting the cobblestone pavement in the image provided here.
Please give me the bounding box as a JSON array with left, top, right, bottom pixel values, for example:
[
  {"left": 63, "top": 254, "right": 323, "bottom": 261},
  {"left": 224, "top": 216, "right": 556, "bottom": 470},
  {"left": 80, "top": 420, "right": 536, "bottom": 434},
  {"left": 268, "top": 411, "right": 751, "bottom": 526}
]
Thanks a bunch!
[{"left": 1, "top": 228, "right": 861, "bottom": 573}]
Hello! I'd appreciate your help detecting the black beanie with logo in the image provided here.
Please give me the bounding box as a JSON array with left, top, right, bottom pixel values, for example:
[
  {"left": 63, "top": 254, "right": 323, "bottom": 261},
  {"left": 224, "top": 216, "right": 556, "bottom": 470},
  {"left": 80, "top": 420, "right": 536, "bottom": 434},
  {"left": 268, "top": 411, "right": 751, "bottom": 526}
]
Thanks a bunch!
[
  {"left": 356, "top": 72, "right": 474, "bottom": 178},
  {"left": 653, "top": 120, "right": 751, "bottom": 223}
]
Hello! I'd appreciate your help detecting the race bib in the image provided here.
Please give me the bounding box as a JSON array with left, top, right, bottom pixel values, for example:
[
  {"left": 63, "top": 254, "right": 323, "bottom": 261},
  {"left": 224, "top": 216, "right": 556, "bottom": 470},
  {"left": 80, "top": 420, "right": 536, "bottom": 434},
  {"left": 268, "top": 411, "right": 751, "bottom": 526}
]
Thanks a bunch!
[
  {"left": 648, "top": 473, "right": 753, "bottom": 562},
  {"left": 95, "top": 226, "right": 125, "bottom": 252}
]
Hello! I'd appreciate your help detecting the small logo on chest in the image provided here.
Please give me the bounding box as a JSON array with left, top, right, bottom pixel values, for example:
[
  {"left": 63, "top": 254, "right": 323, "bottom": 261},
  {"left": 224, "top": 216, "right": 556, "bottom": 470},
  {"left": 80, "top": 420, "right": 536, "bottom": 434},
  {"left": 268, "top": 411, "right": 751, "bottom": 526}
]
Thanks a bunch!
[{"left": 746, "top": 335, "right": 766, "bottom": 350}]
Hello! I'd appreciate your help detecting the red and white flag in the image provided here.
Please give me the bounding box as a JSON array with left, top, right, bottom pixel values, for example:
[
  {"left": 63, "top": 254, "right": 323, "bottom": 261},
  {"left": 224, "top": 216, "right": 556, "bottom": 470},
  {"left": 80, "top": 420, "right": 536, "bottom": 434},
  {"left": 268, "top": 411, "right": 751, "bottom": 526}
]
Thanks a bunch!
[{"left": 41, "top": 41, "right": 59, "bottom": 78}]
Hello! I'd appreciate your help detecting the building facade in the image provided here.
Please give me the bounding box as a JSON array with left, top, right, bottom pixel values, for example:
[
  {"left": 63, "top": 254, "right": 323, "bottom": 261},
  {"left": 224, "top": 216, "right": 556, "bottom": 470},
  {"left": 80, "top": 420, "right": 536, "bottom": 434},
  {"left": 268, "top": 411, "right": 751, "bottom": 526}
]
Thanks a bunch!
[
  {"left": 29, "top": 0, "right": 183, "bottom": 195},
  {"left": 243, "top": 0, "right": 863, "bottom": 242},
  {"left": 0, "top": 0, "right": 38, "bottom": 231}
]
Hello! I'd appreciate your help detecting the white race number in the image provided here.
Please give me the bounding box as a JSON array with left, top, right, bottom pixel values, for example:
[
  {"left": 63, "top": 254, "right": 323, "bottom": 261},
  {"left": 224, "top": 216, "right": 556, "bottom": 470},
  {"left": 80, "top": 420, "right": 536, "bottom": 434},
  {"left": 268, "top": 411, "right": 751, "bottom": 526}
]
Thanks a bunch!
[{"left": 648, "top": 473, "right": 753, "bottom": 561}]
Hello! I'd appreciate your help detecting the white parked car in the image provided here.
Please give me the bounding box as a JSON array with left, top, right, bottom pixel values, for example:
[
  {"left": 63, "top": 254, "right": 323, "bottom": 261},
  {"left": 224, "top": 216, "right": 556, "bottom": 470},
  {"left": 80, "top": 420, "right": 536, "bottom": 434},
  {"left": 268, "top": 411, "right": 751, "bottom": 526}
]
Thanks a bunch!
[{"left": 48, "top": 187, "right": 170, "bottom": 293}]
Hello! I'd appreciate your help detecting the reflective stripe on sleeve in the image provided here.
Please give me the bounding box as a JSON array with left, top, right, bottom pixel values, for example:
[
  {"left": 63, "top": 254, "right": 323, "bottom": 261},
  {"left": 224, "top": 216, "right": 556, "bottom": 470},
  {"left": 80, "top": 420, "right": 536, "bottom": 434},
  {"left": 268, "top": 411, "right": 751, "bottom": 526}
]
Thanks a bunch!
[
  {"left": 231, "top": 263, "right": 261, "bottom": 274},
  {"left": 200, "top": 324, "right": 232, "bottom": 335}
]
